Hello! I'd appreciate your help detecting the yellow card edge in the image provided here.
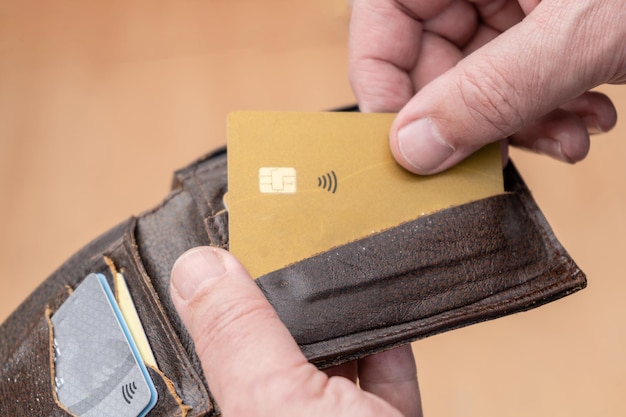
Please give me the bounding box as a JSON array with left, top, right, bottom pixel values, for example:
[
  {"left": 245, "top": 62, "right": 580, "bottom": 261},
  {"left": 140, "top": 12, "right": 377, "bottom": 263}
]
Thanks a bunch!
[{"left": 115, "top": 272, "right": 158, "bottom": 369}]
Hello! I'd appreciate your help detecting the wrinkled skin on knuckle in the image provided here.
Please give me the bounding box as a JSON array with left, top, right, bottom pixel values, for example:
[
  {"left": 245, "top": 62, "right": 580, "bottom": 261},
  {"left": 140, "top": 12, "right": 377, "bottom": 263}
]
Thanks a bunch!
[
  {"left": 265, "top": 365, "right": 329, "bottom": 416},
  {"left": 190, "top": 294, "right": 278, "bottom": 363},
  {"left": 532, "top": 0, "right": 625, "bottom": 87},
  {"left": 223, "top": 365, "right": 320, "bottom": 417},
  {"left": 351, "top": 63, "right": 415, "bottom": 112},
  {"left": 455, "top": 60, "right": 526, "bottom": 139},
  {"left": 304, "top": 377, "right": 399, "bottom": 417},
  {"left": 223, "top": 363, "right": 332, "bottom": 417},
  {"left": 587, "top": 1, "right": 626, "bottom": 84}
]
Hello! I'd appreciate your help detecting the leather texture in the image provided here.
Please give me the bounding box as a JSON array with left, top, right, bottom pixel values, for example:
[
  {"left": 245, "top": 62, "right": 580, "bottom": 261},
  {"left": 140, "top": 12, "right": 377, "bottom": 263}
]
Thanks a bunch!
[{"left": 0, "top": 146, "right": 586, "bottom": 416}]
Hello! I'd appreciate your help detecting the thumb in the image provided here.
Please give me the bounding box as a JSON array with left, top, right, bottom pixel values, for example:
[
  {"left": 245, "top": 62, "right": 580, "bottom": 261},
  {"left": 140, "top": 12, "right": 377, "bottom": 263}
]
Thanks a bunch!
[
  {"left": 391, "top": 1, "right": 612, "bottom": 174},
  {"left": 169, "top": 247, "right": 315, "bottom": 414}
]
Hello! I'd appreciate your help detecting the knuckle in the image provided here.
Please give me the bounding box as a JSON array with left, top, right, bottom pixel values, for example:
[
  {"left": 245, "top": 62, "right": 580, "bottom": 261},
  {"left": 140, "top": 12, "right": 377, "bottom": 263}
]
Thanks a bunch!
[
  {"left": 456, "top": 61, "right": 525, "bottom": 138},
  {"left": 225, "top": 364, "right": 322, "bottom": 416},
  {"left": 190, "top": 293, "right": 277, "bottom": 360}
]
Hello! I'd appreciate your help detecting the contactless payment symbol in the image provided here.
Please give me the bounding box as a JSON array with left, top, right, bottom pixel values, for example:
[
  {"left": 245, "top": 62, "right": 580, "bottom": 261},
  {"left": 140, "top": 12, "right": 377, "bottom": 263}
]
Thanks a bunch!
[
  {"left": 259, "top": 167, "right": 297, "bottom": 194},
  {"left": 316, "top": 170, "right": 338, "bottom": 194}
]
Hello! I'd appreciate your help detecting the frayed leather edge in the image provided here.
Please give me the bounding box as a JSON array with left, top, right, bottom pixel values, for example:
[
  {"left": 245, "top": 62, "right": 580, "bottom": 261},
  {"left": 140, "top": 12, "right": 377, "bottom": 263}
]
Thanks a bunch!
[
  {"left": 172, "top": 147, "right": 227, "bottom": 190},
  {"left": 45, "top": 305, "right": 77, "bottom": 417},
  {"left": 148, "top": 365, "right": 193, "bottom": 417},
  {"left": 103, "top": 255, "right": 120, "bottom": 302}
]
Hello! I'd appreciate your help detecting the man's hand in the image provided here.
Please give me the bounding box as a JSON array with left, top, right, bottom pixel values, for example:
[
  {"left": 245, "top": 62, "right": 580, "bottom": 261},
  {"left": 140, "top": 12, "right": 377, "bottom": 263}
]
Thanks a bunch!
[
  {"left": 170, "top": 247, "right": 423, "bottom": 417},
  {"left": 350, "top": 0, "right": 624, "bottom": 174}
]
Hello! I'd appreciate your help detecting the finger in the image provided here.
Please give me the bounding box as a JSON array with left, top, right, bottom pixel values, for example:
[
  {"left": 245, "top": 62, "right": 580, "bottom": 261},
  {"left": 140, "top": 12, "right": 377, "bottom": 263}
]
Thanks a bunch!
[
  {"left": 471, "top": 0, "right": 525, "bottom": 32},
  {"left": 423, "top": 0, "right": 478, "bottom": 47},
  {"left": 509, "top": 108, "right": 590, "bottom": 162},
  {"left": 560, "top": 91, "right": 618, "bottom": 134},
  {"left": 349, "top": 0, "right": 453, "bottom": 111},
  {"left": 463, "top": 24, "right": 499, "bottom": 55},
  {"left": 411, "top": 32, "right": 463, "bottom": 89},
  {"left": 359, "top": 345, "right": 423, "bottom": 417},
  {"left": 170, "top": 247, "right": 322, "bottom": 415},
  {"left": 500, "top": 138, "right": 510, "bottom": 167},
  {"left": 390, "top": 1, "right": 610, "bottom": 174},
  {"left": 509, "top": 91, "right": 617, "bottom": 163},
  {"left": 324, "top": 361, "right": 358, "bottom": 382},
  {"left": 518, "top": 0, "right": 541, "bottom": 15}
]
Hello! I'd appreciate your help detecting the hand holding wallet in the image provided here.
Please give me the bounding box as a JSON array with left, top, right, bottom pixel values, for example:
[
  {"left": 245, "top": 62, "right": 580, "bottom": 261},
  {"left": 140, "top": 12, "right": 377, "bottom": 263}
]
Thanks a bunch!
[
  {"left": 0, "top": 140, "right": 585, "bottom": 415},
  {"left": 170, "top": 247, "right": 424, "bottom": 417}
]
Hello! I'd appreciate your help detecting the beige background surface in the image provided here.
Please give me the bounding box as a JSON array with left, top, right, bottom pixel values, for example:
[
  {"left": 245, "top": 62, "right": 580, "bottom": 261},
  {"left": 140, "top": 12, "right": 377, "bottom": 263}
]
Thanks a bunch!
[{"left": 1, "top": 1, "right": 624, "bottom": 416}]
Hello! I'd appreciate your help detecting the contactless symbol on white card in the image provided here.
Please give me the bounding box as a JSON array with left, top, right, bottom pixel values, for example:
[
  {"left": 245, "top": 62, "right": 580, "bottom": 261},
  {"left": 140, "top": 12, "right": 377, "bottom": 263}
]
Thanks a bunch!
[{"left": 259, "top": 167, "right": 297, "bottom": 193}]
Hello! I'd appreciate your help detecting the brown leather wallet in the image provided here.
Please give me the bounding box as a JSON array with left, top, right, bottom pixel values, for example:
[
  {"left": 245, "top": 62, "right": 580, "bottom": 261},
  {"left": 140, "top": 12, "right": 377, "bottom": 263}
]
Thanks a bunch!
[{"left": 0, "top": 145, "right": 586, "bottom": 416}]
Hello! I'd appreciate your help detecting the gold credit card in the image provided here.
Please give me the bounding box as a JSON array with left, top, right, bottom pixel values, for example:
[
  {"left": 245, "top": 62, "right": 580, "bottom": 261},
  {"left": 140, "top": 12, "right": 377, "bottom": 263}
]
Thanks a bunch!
[{"left": 227, "top": 111, "right": 503, "bottom": 279}]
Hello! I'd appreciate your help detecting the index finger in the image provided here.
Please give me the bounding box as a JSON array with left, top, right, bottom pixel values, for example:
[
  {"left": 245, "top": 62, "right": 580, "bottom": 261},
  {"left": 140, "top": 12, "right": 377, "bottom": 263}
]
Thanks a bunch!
[{"left": 349, "top": 0, "right": 454, "bottom": 111}]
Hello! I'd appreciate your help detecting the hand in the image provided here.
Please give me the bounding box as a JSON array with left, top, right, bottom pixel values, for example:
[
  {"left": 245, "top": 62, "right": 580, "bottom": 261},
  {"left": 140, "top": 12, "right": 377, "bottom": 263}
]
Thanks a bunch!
[
  {"left": 349, "top": 0, "right": 624, "bottom": 174},
  {"left": 170, "top": 247, "right": 423, "bottom": 417}
]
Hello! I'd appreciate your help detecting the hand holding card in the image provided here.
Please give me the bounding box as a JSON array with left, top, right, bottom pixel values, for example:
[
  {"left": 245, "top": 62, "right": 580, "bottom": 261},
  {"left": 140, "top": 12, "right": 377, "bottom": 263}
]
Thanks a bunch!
[{"left": 227, "top": 111, "right": 503, "bottom": 278}]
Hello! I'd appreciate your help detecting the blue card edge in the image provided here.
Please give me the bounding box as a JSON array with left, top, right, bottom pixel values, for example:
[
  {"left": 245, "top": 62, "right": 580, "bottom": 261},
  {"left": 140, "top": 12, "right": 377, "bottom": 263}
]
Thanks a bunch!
[{"left": 96, "top": 273, "right": 158, "bottom": 416}]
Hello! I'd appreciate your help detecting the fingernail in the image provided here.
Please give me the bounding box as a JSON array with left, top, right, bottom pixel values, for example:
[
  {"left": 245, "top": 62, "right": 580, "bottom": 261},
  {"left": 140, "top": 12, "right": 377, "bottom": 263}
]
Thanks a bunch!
[
  {"left": 582, "top": 115, "right": 604, "bottom": 135},
  {"left": 533, "top": 138, "right": 570, "bottom": 163},
  {"left": 171, "top": 247, "right": 227, "bottom": 301},
  {"left": 397, "top": 118, "right": 454, "bottom": 173}
]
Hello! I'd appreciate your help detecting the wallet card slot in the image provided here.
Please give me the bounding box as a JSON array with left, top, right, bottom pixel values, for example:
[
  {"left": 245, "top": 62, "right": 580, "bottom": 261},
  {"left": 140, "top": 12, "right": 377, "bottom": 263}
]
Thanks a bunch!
[
  {"left": 255, "top": 162, "right": 586, "bottom": 361},
  {"left": 104, "top": 220, "right": 213, "bottom": 416},
  {"left": 174, "top": 150, "right": 585, "bottom": 369},
  {"left": 257, "top": 192, "right": 544, "bottom": 343},
  {"left": 1, "top": 221, "right": 132, "bottom": 415},
  {"left": 8, "top": 212, "right": 215, "bottom": 417}
]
